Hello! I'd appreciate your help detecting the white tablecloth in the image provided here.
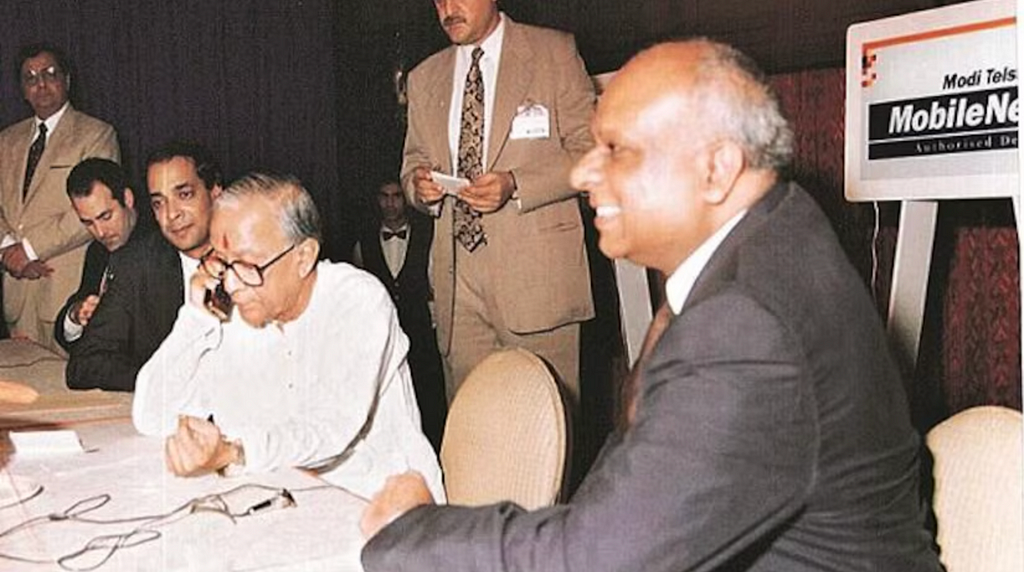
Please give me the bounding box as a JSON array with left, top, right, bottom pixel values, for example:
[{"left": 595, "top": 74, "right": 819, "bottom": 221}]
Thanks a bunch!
[{"left": 0, "top": 420, "right": 367, "bottom": 571}]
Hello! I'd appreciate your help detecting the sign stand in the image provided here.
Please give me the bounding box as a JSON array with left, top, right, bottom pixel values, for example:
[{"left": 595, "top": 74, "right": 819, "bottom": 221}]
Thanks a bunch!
[{"left": 886, "top": 200, "right": 939, "bottom": 373}]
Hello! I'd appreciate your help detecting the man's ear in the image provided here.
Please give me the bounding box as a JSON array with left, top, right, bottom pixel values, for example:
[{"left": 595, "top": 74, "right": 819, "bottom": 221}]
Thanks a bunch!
[
  {"left": 703, "top": 140, "right": 745, "bottom": 204},
  {"left": 296, "top": 237, "right": 320, "bottom": 277},
  {"left": 123, "top": 188, "right": 135, "bottom": 210}
]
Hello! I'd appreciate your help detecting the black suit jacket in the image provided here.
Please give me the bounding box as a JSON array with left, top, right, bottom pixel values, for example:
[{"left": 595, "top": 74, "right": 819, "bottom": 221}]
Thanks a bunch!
[
  {"left": 362, "top": 182, "right": 942, "bottom": 572},
  {"left": 53, "top": 240, "right": 108, "bottom": 352},
  {"left": 53, "top": 220, "right": 154, "bottom": 352},
  {"left": 65, "top": 231, "right": 183, "bottom": 391},
  {"left": 360, "top": 215, "right": 435, "bottom": 345}
]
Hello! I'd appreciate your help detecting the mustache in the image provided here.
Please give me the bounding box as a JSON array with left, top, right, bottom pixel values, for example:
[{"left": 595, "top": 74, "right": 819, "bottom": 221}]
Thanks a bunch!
[{"left": 442, "top": 15, "right": 465, "bottom": 27}]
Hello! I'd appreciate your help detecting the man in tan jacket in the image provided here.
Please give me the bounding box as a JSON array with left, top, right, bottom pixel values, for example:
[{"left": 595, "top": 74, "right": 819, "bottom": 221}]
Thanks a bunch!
[
  {"left": 0, "top": 43, "right": 119, "bottom": 352},
  {"left": 403, "top": 0, "right": 595, "bottom": 404}
]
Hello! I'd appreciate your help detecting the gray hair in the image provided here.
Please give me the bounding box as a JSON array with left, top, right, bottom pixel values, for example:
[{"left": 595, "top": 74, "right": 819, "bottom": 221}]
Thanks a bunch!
[
  {"left": 691, "top": 39, "right": 794, "bottom": 171},
  {"left": 218, "top": 172, "right": 322, "bottom": 243}
]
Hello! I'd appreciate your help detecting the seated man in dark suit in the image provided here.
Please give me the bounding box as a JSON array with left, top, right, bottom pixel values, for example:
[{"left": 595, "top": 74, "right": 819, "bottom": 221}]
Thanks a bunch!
[
  {"left": 65, "top": 141, "right": 221, "bottom": 391},
  {"left": 54, "top": 158, "right": 147, "bottom": 352},
  {"left": 353, "top": 180, "right": 447, "bottom": 451},
  {"left": 359, "top": 40, "right": 942, "bottom": 572}
]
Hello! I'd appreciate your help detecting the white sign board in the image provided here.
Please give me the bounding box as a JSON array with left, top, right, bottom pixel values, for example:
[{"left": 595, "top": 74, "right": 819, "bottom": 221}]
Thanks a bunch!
[{"left": 846, "top": 0, "right": 1018, "bottom": 201}]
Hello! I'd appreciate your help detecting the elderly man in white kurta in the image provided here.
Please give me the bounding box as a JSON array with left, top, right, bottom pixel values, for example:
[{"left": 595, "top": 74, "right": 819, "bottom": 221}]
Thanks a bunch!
[{"left": 133, "top": 172, "right": 443, "bottom": 501}]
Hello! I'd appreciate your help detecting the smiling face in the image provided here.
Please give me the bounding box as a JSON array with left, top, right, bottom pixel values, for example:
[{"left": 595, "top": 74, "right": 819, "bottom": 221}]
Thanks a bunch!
[
  {"left": 571, "top": 46, "right": 721, "bottom": 275},
  {"left": 433, "top": 0, "right": 500, "bottom": 45},
  {"left": 21, "top": 51, "right": 69, "bottom": 120},
  {"left": 147, "top": 156, "right": 220, "bottom": 258},
  {"left": 71, "top": 182, "right": 137, "bottom": 252}
]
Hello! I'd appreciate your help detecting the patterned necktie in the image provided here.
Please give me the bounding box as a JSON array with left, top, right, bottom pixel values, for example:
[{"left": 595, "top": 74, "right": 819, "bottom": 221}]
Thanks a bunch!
[
  {"left": 454, "top": 47, "right": 487, "bottom": 252},
  {"left": 23, "top": 123, "right": 47, "bottom": 199}
]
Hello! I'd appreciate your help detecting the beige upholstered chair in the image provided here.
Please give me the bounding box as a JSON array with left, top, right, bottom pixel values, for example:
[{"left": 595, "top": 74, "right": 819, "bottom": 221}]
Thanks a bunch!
[
  {"left": 440, "top": 348, "right": 570, "bottom": 510},
  {"left": 926, "top": 405, "right": 1023, "bottom": 572}
]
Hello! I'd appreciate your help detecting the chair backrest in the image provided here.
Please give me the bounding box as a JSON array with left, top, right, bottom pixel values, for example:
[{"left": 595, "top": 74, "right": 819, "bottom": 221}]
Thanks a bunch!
[
  {"left": 440, "top": 348, "right": 569, "bottom": 510},
  {"left": 926, "top": 405, "right": 1023, "bottom": 572}
]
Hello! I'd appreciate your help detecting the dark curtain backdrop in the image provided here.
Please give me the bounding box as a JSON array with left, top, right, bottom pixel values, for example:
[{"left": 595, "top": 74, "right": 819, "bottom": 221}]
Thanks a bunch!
[{"left": 0, "top": 0, "right": 347, "bottom": 257}]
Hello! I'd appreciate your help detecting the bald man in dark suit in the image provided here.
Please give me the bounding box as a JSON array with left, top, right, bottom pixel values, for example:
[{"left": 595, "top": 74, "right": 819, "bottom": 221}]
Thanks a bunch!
[{"left": 360, "top": 40, "right": 942, "bottom": 572}]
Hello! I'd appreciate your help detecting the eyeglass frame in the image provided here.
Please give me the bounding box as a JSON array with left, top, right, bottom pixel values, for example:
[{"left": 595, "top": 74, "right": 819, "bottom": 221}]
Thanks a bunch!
[
  {"left": 21, "top": 65, "right": 64, "bottom": 87},
  {"left": 200, "top": 242, "right": 298, "bottom": 287}
]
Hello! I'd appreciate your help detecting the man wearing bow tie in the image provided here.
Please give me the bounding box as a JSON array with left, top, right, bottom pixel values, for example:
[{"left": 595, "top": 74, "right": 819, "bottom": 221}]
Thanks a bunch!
[
  {"left": 354, "top": 180, "right": 447, "bottom": 451},
  {"left": 0, "top": 43, "right": 119, "bottom": 352}
]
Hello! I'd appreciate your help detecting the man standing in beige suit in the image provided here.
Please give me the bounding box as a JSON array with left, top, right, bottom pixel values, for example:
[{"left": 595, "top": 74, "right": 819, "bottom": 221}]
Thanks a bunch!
[
  {"left": 0, "top": 44, "right": 119, "bottom": 352},
  {"left": 403, "top": 0, "right": 595, "bottom": 404}
]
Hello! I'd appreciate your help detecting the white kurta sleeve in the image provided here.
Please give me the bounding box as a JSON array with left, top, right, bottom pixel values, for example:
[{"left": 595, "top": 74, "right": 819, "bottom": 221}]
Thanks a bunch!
[{"left": 132, "top": 304, "right": 223, "bottom": 436}]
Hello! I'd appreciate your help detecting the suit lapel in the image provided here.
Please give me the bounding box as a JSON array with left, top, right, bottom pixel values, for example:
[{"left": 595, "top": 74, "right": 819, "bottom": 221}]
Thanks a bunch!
[
  {"left": 488, "top": 20, "right": 533, "bottom": 171},
  {"left": 25, "top": 107, "right": 76, "bottom": 202},
  {"left": 424, "top": 49, "right": 456, "bottom": 174},
  {"left": 683, "top": 182, "right": 790, "bottom": 314},
  {"left": 3, "top": 118, "right": 35, "bottom": 216}
]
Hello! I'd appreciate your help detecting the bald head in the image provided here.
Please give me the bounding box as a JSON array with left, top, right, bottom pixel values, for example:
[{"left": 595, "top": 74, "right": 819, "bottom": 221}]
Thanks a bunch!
[
  {"left": 571, "top": 40, "right": 793, "bottom": 273},
  {"left": 610, "top": 40, "right": 793, "bottom": 171}
]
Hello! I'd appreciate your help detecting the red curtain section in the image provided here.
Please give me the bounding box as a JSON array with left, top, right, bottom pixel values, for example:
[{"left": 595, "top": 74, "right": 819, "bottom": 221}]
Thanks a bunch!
[{"left": 769, "top": 68, "right": 1022, "bottom": 429}]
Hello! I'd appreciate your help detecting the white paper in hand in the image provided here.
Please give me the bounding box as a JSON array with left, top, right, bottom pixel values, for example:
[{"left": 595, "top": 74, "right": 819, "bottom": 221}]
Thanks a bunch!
[{"left": 430, "top": 171, "right": 470, "bottom": 196}]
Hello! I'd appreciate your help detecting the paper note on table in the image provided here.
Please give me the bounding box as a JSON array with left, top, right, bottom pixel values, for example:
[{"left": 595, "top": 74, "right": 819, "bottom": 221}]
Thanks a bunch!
[
  {"left": 9, "top": 430, "right": 85, "bottom": 456},
  {"left": 431, "top": 171, "right": 470, "bottom": 196}
]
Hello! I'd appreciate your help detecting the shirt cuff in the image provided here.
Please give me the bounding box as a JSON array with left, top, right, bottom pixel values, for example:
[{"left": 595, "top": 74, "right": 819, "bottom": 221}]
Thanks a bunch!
[
  {"left": 64, "top": 312, "right": 85, "bottom": 342},
  {"left": 509, "top": 171, "right": 521, "bottom": 210},
  {"left": 0, "top": 235, "right": 15, "bottom": 250},
  {"left": 21, "top": 238, "right": 38, "bottom": 261}
]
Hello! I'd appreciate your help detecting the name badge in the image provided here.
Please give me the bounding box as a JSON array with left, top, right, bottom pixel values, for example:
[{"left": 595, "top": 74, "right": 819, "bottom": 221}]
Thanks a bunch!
[{"left": 510, "top": 102, "right": 550, "bottom": 140}]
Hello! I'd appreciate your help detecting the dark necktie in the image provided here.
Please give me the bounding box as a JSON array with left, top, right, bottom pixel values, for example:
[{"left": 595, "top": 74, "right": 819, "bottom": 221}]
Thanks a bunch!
[
  {"left": 620, "top": 303, "right": 673, "bottom": 430},
  {"left": 454, "top": 47, "right": 487, "bottom": 252},
  {"left": 23, "top": 123, "right": 47, "bottom": 199},
  {"left": 381, "top": 228, "right": 408, "bottom": 241},
  {"left": 99, "top": 264, "right": 114, "bottom": 296}
]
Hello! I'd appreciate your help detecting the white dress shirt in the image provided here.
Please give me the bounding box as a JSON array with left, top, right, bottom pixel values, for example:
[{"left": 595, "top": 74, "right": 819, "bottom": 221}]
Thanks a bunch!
[
  {"left": 665, "top": 210, "right": 747, "bottom": 315},
  {"left": 446, "top": 13, "right": 506, "bottom": 174},
  {"left": 133, "top": 261, "right": 445, "bottom": 501},
  {"left": 380, "top": 224, "right": 410, "bottom": 278},
  {"left": 1, "top": 102, "right": 70, "bottom": 258}
]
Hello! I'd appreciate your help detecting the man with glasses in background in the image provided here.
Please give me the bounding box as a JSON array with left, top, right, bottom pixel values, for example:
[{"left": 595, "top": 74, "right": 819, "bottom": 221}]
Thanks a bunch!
[
  {"left": 66, "top": 141, "right": 221, "bottom": 391},
  {"left": 133, "top": 173, "right": 444, "bottom": 502},
  {"left": 0, "top": 43, "right": 119, "bottom": 352}
]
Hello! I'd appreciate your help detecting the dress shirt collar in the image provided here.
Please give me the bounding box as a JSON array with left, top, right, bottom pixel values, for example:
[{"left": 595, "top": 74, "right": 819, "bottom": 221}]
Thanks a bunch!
[
  {"left": 665, "top": 209, "right": 747, "bottom": 315},
  {"left": 449, "top": 13, "right": 506, "bottom": 173},
  {"left": 178, "top": 250, "right": 201, "bottom": 297},
  {"left": 457, "top": 12, "right": 506, "bottom": 64},
  {"left": 37, "top": 101, "right": 69, "bottom": 137}
]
